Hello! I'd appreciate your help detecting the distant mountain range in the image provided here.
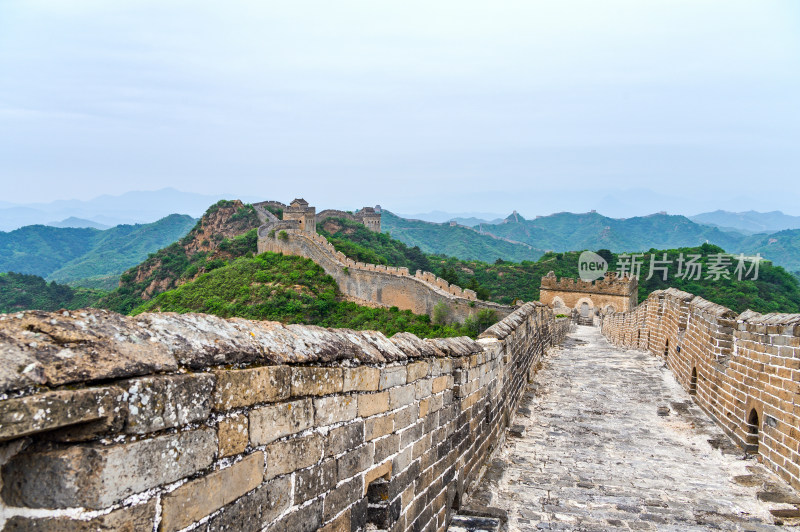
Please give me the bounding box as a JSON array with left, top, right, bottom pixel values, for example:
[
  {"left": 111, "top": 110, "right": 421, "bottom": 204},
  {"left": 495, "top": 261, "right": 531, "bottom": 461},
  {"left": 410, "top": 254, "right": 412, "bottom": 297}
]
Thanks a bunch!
[
  {"left": 0, "top": 214, "right": 197, "bottom": 289},
  {"left": 0, "top": 188, "right": 259, "bottom": 231},
  {"left": 689, "top": 210, "right": 800, "bottom": 234}
]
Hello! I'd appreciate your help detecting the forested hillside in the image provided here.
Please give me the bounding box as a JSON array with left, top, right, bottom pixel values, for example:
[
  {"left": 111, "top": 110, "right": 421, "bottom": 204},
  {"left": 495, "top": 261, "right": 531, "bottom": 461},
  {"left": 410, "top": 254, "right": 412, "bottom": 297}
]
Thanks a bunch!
[
  {"left": 0, "top": 273, "right": 104, "bottom": 314},
  {"left": 380, "top": 212, "right": 542, "bottom": 263},
  {"left": 0, "top": 214, "right": 196, "bottom": 289}
]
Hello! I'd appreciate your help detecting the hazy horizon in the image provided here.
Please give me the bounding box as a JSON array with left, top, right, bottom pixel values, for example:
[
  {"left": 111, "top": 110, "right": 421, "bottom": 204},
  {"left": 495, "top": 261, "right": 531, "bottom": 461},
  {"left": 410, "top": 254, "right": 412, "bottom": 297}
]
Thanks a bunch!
[{"left": 1, "top": 1, "right": 798, "bottom": 214}]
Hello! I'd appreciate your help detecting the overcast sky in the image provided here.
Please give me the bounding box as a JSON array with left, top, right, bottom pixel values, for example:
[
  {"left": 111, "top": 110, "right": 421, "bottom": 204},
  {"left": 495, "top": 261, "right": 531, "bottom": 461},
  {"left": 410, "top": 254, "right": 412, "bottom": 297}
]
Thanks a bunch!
[{"left": 1, "top": 1, "right": 798, "bottom": 216}]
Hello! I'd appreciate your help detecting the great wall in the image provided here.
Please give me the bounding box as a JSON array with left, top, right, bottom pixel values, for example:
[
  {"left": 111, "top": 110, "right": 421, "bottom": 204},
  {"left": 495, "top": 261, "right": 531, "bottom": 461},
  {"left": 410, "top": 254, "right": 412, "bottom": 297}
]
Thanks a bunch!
[
  {"left": 0, "top": 198, "right": 799, "bottom": 530},
  {"left": 601, "top": 288, "right": 800, "bottom": 492},
  {"left": 0, "top": 301, "right": 568, "bottom": 530},
  {"left": 255, "top": 199, "right": 514, "bottom": 323}
]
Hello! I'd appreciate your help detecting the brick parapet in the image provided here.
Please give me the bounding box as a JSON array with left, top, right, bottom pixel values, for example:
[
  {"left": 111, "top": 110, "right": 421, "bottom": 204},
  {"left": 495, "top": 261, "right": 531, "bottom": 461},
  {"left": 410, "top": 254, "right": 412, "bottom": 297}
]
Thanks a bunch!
[
  {"left": 0, "top": 306, "right": 569, "bottom": 530},
  {"left": 601, "top": 291, "right": 800, "bottom": 489}
]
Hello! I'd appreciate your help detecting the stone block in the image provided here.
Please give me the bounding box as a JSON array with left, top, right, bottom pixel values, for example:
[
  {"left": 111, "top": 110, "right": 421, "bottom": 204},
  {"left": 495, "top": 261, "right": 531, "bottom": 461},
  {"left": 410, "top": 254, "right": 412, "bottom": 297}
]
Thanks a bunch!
[
  {"left": 265, "top": 433, "right": 323, "bottom": 479},
  {"left": 2, "top": 500, "right": 156, "bottom": 531},
  {"left": 432, "top": 375, "right": 450, "bottom": 394},
  {"left": 291, "top": 367, "right": 344, "bottom": 396},
  {"left": 389, "top": 384, "right": 416, "bottom": 409},
  {"left": 319, "top": 509, "right": 352, "bottom": 532},
  {"left": 2, "top": 428, "right": 215, "bottom": 509},
  {"left": 314, "top": 395, "right": 357, "bottom": 426},
  {"left": 337, "top": 443, "right": 374, "bottom": 480},
  {"left": 358, "top": 391, "right": 389, "bottom": 417},
  {"left": 0, "top": 386, "right": 121, "bottom": 442},
  {"left": 265, "top": 497, "right": 323, "bottom": 532},
  {"left": 364, "top": 460, "right": 392, "bottom": 492},
  {"left": 206, "top": 475, "right": 291, "bottom": 532},
  {"left": 214, "top": 366, "right": 290, "bottom": 411},
  {"left": 365, "top": 414, "right": 394, "bottom": 440},
  {"left": 161, "top": 451, "right": 264, "bottom": 532},
  {"left": 407, "top": 361, "right": 430, "bottom": 382},
  {"left": 218, "top": 413, "right": 248, "bottom": 457},
  {"left": 295, "top": 458, "right": 337, "bottom": 504},
  {"left": 323, "top": 476, "right": 362, "bottom": 521},
  {"left": 380, "top": 366, "right": 407, "bottom": 390},
  {"left": 325, "top": 421, "right": 364, "bottom": 458},
  {"left": 343, "top": 367, "right": 380, "bottom": 392},
  {"left": 123, "top": 373, "right": 214, "bottom": 434},
  {"left": 374, "top": 434, "right": 400, "bottom": 462},
  {"left": 249, "top": 399, "right": 313, "bottom": 446}
]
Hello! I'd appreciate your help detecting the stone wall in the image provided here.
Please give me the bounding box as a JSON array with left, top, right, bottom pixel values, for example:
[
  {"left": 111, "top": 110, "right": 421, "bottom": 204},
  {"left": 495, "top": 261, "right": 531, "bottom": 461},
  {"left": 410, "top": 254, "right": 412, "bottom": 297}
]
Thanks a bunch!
[
  {"left": 601, "top": 288, "right": 800, "bottom": 489},
  {"left": 539, "top": 272, "right": 638, "bottom": 313},
  {"left": 0, "top": 305, "right": 569, "bottom": 531},
  {"left": 258, "top": 227, "right": 513, "bottom": 323}
]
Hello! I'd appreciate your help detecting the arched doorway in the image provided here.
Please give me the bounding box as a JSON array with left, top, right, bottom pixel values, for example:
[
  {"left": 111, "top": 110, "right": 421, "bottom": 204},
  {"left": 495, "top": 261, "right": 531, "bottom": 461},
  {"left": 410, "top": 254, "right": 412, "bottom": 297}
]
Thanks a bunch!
[
  {"left": 580, "top": 302, "right": 590, "bottom": 318},
  {"left": 746, "top": 408, "right": 760, "bottom": 453},
  {"left": 689, "top": 368, "right": 697, "bottom": 395}
]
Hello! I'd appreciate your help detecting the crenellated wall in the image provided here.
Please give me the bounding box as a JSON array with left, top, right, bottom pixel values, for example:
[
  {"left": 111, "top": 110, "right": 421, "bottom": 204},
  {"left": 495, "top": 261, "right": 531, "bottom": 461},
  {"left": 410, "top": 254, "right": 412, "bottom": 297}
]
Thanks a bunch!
[
  {"left": 0, "top": 305, "right": 569, "bottom": 531},
  {"left": 539, "top": 271, "right": 638, "bottom": 313},
  {"left": 257, "top": 227, "right": 513, "bottom": 323},
  {"left": 601, "top": 289, "right": 800, "bottom": 489}
]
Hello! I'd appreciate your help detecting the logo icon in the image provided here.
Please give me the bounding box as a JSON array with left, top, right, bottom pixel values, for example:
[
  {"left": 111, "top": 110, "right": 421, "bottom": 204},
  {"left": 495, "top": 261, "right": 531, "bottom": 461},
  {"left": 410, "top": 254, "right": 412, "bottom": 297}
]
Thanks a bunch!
[{"left": 578, "top": 251, "right": 608, "bottom": 281}]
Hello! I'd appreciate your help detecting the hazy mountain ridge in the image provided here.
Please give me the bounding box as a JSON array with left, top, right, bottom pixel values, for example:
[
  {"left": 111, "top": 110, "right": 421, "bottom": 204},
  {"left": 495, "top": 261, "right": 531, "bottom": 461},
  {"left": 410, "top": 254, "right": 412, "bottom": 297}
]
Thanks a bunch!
[
  {"left": 0, "top": 188, "right": 260, "bottom": 231},
  {"left": 690, "top": 210, "right": 800, "bottom": 234},
  {"left": 0, "top": 214, "right": 197, "bottom": 289}
]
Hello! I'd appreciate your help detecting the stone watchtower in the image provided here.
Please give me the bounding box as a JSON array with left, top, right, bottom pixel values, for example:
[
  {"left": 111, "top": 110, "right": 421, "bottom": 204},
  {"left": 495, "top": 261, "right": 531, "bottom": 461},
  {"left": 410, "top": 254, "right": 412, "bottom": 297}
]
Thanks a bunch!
[
  {"left": 539, "top": 271, "right": 638, "bottom": 315},
  {"left": 283, "top": 198, "right": 316, "bottom": 234},
  {"left": 356, "top": 206, "right": 381, "bottom": 233}
]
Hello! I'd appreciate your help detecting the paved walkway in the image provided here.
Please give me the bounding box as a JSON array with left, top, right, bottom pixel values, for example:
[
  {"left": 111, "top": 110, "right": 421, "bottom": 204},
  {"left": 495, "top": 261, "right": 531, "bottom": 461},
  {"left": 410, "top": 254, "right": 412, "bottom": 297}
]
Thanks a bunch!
[{"left": 468, "top": 326, "right": 799, "bottom": 531}]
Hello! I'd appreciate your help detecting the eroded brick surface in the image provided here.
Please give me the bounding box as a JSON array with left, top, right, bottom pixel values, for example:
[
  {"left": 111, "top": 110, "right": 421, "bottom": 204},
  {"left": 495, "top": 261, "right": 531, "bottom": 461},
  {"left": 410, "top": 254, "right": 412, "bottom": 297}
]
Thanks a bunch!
[{"left": 476, "top": 327, "right": 793, "bottom": 531}]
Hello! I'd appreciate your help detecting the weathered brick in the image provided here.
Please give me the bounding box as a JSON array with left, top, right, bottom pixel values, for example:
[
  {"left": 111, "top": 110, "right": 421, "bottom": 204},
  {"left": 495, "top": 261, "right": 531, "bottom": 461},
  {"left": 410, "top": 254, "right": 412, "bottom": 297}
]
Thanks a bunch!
[
  {"left": 249, "top": 399, "right": 313, "bottom": 446},
  {"left": 161, "top": 451, "right": 264, "bottom": 532},
  {"left": 323, "top": 476, "right": 362, "bottom": 521},
  {"left": 358, "top": 391, "right": 389, "bottom": 417},
  {"left": 319, "top": 508, "right": 352, "bottom": 532},
  {"left": 206, "top": 475, "right": 291, "bottom": 532},
  {"left": 314, "top": 395, "right": 357, "bottom": 426},
  {"left": 380, "top": 366, "right": 407, "bottom": 390},
  {"left": 0, "top": 387, "right": 122, "bottom": 442},
  {"left": 337, "top": 443, "right": 374, "bottom": 480},
  {"left": 407, "top": 361, "right": 430, "bottom": 382},
  {"left": 374, "top": 433, "right": 400, "bottom": 462},
  {"left": 291, "top": 367, "right": 343, "bottom": 396},
  {"left": 295, "top": 458, "right": 337, "bottom": 504},
  {"left": 326, "top": 421, "right": 364, "bottom": 458},
  {"left": 265, "top": 497, "right": 322, "bottom": 532},
  {"left": 265, "top": 433, "right": 323, "bottom": 479},
  {"left": 218, "top": 413, "right": 249, "bottom": 457},
  {"left": 343, "top": 366, "right": 380, "bottom": 392},
  {"left": 432, "top": 375, "right": 450, "bottom": 394},
  {"left": 389, "top": 384, "right": 416, "bottom": 409},
  {"left": 364, "top": 460, "right": 392, "bottom": 491},
  {"left": 366, "top": 414, "right": 394, "bottom": 440},
  {"left": 214, "top": 366, "right": 290, "bottom": 411},
  {"left": 2, "top": 428, "right": 215, "bottom": 509},
  {"left": 123, "top": 373, "right": 214, "bottom": 434},
  {"left": 3, "top": 500, "right": 156, "bottom": 531}
]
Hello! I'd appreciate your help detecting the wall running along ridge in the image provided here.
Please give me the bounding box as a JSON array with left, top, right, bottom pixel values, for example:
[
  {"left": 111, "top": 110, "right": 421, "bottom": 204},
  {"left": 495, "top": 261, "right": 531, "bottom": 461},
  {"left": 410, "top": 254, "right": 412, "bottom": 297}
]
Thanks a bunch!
[
  {"left": 257, "top": 227, "right": 513, "bottom": 323},
  {"left": 601, "top": 287, "right": 800, "bottom": 490},
  {"left": 0, "top": 305, "right": 569, "bottom": 531}
]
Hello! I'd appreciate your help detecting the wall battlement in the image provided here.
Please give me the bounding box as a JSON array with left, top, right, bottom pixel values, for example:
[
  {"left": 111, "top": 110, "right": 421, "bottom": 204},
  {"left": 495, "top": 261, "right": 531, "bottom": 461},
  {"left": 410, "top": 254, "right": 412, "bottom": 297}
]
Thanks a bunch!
[
  {"left": 257, "top": 226, "right": 513, "bottom": 322},
  {"left": 601, "top": 290, "right": 800, "bottom": 490},
  {"left": 539, "top": 271, "right": 638, "bottom": 314},
  {"left": 0, "top": 306, "right": 569, "bottom": 530}
]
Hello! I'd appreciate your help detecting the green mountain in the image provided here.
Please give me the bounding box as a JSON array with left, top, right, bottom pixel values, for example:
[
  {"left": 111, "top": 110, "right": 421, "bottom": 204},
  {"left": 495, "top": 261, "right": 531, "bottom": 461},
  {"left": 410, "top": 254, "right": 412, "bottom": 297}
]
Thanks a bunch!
[
  {"left": 0, "top": 214, "right": 197, "bottom": 289},
  {"left": 735, "top": 229, "right": 800, "bottom": 272},
  {"left": 691, "top": 210, "right": 800, "bottom": 233},
  {"left": 0, "top": 272, "right": 104, "bottom": 314},
  {"left": 97, "top": 201, "right": 262, "bottom": 315},
  {"left": 381, "top": 211, "right": 543, "bottom": 263},
  {"left": 134, "top": 253, "right": 489, "bottom": 338}
]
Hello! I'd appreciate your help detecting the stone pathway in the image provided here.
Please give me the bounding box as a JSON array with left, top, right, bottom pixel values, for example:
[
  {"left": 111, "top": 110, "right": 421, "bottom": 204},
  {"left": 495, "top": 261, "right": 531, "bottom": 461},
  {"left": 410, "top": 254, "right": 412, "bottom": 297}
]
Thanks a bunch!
[{"left": 466, "top": 326, "right": 800, "bottom": 531}]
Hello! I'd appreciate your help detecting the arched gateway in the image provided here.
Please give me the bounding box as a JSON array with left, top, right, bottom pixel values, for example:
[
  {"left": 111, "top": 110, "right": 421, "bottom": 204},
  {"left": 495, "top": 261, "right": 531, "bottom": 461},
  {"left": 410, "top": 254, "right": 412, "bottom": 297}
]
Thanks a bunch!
[{"left": 539, "top": 271, "right": 638, "bottom": 314}]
